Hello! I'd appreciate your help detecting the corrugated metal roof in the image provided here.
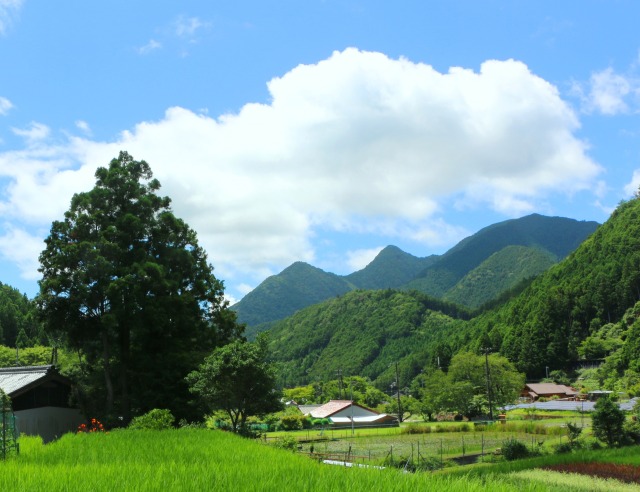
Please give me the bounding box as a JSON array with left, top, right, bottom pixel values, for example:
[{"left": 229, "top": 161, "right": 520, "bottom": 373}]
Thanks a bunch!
[{"left": 0, "top": 365, "right": 53, "bottom": 396}]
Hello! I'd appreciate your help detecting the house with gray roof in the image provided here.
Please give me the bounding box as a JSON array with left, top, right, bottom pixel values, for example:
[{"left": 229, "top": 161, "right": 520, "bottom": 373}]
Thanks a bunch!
[{"left": 0, "top": 365, "right": 83, "bottom": 442}]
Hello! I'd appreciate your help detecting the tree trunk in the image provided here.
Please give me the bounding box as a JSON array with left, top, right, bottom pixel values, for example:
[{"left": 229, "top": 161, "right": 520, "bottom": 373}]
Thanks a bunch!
[
  {"left": 101, "top": 330, "right": 114, "bottom": 415},
  {"left": 120, "top": 323, "right": 131, "bottom": 424}
]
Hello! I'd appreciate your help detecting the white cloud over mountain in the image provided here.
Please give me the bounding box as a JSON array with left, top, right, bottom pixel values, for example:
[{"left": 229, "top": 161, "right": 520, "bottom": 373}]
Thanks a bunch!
[{"left": 0, "top": 49, "right": 602, "bottom": 293}]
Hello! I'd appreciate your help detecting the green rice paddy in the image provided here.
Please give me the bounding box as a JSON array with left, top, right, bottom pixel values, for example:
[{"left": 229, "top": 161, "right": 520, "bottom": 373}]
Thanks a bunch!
[{"left": 2, "top": 428, "right": 639, "bottom": 491}]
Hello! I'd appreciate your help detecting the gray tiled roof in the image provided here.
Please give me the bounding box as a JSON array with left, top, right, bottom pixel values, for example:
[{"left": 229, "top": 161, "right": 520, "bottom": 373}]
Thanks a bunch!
[{"left": 0, "top": 365, "right": 53, "bottom": 396}]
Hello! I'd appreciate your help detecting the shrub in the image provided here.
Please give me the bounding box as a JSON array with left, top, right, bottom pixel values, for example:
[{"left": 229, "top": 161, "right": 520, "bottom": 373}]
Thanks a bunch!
[
  {"left": 279, "top": 414, "right": 303, "bottom": 431},
  {"left": 401, "top": 423, "right": 432, "bottom": 434},
  {"left": 591, "top": 395, "right": 626, "bottom": 447},
  {"left": 272, "top": 435, "right": 298, "bottom": 451},
  {"left": 553, "top": 441, "right": 575, "bottom": 454},
  {"left": 502, "top": 438, "right": 530, "bottom": 461},
  {"left": 128, "top": 409, "right": 174, "bottom": 430}
]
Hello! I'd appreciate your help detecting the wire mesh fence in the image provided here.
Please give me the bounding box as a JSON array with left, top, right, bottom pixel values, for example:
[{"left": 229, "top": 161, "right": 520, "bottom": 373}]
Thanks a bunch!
[{"left": 0, "top": 389, "right": 19, "bottom": 460}]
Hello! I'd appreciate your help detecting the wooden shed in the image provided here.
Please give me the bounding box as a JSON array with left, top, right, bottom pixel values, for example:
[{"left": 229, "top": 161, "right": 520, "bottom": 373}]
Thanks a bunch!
[{"left": 0, "top": 365, "right": 84, "bottom": 442}]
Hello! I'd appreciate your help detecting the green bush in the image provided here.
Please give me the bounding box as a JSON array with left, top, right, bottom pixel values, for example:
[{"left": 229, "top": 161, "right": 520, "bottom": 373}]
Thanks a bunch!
[
  {"left": 279, "top": 414, "right": 303, "bottom": 431},
  {"left": 129, "top": 409, "right": 174, "bottom": 430},
  {"left": 501, "top": 438, "right": 530, "bottom": 461},
  {"left": 272, "top": 435, "right": 298, "bottom": 451}
]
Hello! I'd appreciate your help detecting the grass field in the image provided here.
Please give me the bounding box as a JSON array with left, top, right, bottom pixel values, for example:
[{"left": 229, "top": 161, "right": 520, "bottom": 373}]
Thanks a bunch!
[
  {"left": 2, "top": 428, "right": 639, "bottom": 491},
  {"left": 267, "top": 418, "right": 574, "bottom": 466}
]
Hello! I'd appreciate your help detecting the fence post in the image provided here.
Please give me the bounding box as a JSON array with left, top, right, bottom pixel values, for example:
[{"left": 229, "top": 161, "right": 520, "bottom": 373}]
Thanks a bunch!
[{"left": 481, "top": 434, "right": 484, "bottom": 462}]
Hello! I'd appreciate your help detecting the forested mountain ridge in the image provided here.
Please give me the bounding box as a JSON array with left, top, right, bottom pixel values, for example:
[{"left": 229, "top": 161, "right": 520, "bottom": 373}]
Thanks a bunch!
[
  {"left": 473, "top": 197, "right": 640, "bottom": 378},
  {"left": 233, "top": 262, "right": 355, "bottom": 328},
  {"left": 403, "top": 214, "right": 599, "bottom": 297},
  {"left": 345, "top": 245, "right": 437, "bottom": 289},
  {"left": 442, "top": 245, "right": 558, "bottom": 308},
  {"left": 268, "top": 289, "right": 470, "bottom": 390},
  {"left": 266, "top": 198, "right": 640, "bottom": 390},
  {"left": 233, "top": 214, "right": 599, "bottom": 329}
]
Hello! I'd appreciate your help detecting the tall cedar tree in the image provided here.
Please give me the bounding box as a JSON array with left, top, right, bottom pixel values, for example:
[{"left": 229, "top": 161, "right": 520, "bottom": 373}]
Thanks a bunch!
[{"left": 37, "top": 152, "right": 242, "bottom": 423}]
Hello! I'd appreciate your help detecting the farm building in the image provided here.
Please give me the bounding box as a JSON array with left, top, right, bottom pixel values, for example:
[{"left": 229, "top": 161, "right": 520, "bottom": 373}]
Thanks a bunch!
[
  {"left": 300, "top": 400, "right": 397, "bottom": 428},
  {"left": 0, "top": 365, "right": 84, "bottom": 442},
  {"left": 521, "top": 383, "right": 578, "bottom": 401}
]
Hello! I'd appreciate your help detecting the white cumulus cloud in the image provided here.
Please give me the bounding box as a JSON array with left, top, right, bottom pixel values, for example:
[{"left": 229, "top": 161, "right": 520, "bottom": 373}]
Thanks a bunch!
[
  {"left": 137, "top": 39, "right": 162, "bottom": 55},
  {"left": 0, "top": 96, "right": 13, "bottom": 115},
  {"left": 0, "top": 0, "right": 23, "bottom": 35},
  {"left": 574, "top": 66, "right": 640, "bottom": 115},
  {"left": 0, "top": 49, "right": 602, "bottom": 294}
]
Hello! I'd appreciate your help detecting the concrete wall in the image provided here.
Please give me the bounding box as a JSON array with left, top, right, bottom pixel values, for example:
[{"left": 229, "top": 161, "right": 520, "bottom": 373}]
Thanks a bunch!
[{"left": 15, "top": 406, "right": 84, "bottom": 443}]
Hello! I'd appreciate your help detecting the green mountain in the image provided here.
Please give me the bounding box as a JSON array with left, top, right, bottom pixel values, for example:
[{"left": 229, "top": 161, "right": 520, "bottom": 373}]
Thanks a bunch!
[
  {"left": 403, "top": 214, "right": 599, "bottom": 297},
  {"left": 266, "top": 200, "right": 640, "bottom": 389},
  {"left": 474, "top": 197, "right": 640, "bottom": 378},
  {"left": 233, "top": 247, "right": 433, "bottom": 330},
  {"left": 232, "top": 262, "right": 355, "bottom": 329},
  {"left": 345, "top": 246, "right": 437, "bottom": 290},
  {"left": 234, "top": 214, "right": 599, "bottom": 329},
  {"left": 268, "top": 289, "right": 470, "bottom": 390},
  {"left": 442, "top": 245, "right": 558, "bottom": 309}
]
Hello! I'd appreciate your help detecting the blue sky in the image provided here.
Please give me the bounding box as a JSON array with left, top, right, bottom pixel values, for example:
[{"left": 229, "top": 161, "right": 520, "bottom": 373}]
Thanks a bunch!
[{"left": 1, "top": 1, "right": 639, "bottom": 303}]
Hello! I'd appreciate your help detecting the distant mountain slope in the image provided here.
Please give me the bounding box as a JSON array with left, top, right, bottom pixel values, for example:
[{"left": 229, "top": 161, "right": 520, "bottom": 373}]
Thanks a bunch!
[
  {"left": 472, "top": 197, "right": 640, "bottom": 377},
  {"left": 268, "top": 289, "right": 469, "bottom": 389},
  {"left": 345, "top": 246, "right": 437, "bottom": 290},
  {"left": 233, "top": 214, "right": 599, "bottom": 329},
  {"left": 266, "top": 200, "right": 640, "bottom": 388},
  {"left": 402, "top": 214, "right": 599, "bottom": 297},
  {"left": 442, "top": 245, "right": 558, "bottom": 309},
  {"left": 232, "top": 262, "right": 354, "bottom": 327}
]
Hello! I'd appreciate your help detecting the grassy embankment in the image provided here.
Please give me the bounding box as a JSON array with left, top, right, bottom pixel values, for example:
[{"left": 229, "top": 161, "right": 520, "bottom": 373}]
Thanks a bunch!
[{"left": 2, "top": 428, "right": 629, "bottom": 492}]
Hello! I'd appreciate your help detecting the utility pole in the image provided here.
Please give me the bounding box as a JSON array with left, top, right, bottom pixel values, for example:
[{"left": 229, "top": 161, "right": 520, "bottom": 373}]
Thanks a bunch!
[
  {"left": 336, "top": 369, "right": 343, "bottom": 400},
  {"left": 350, "top": 381, "right": 355, "bottom": 436},
  {"left": 395, "top": 362, "right": 403, "bottom": 423},
  {"left": 484, "top": 348, "right": 494, "bottom": 421}
]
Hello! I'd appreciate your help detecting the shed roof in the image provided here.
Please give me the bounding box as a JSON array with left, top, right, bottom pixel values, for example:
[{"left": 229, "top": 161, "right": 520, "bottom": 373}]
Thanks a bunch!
[
  {"left": 0, "top": 365, "right": 67, "bottom": 397},
  {"left": 524, "top": 383, "right": 577, "bottom": 396},
  {"left": 309, "top": 400, "right": 379, "bottom": 419}
]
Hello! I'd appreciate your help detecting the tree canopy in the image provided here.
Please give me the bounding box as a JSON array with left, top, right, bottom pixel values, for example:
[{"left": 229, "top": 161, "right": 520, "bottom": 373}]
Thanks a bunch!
[
  {"left": 186, "top": 335, "right": 281, "bottom": 433},
  {"left": 0, "top": 282, "right": 42, "bottom": 347},
  {"left": 37, "top": 151, "right": 242, "bottom": 423},
  {"left": 416, "top": 352, "right": 524, "bottom": 419}
]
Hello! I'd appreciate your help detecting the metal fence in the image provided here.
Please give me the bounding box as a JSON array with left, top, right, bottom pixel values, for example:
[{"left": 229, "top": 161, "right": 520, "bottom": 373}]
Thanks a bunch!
[{"left": 1, "top": 390, "right": 19, "bottom": 459}]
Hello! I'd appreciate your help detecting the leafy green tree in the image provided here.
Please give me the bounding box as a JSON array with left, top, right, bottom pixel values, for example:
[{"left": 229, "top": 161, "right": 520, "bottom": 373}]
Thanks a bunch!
[
  {"left": 420, "top": 353, "right": 523, "bottom": 419},
  {"left": 0, "top": 283, "right": 42, "bottom": 347},
  {"left": 448, "top": 351, "right": 524, "bottom": 415},
  {"left": 37, "top": 152, "right": 241, "bottom": 423},
  {"left": 186, "top": 335, "right": 282, "bottom": 433},
  {"left": 591, "top": 395, "right": 626, "bottom": 447},
  {"left": 282, "top": 385, "right": 315, "bottom": 404}
]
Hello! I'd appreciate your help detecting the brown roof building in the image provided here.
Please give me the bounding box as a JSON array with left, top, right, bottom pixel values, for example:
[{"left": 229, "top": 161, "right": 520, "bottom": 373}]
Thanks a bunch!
[{"left": 521, "top": 383, "right": 578, "bottom": 401}]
